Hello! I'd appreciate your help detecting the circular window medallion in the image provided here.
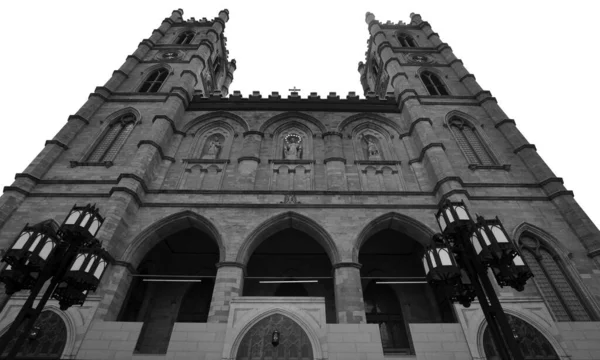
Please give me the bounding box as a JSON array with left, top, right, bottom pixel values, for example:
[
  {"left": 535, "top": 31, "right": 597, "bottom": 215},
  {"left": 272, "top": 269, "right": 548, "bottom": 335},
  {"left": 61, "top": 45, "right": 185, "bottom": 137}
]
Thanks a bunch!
[
  {"left": 409, "top": 54, "right": 432, "bottom": 63},
  {"left": 156, "top": 51, "right": 183, "bottom": 60}
]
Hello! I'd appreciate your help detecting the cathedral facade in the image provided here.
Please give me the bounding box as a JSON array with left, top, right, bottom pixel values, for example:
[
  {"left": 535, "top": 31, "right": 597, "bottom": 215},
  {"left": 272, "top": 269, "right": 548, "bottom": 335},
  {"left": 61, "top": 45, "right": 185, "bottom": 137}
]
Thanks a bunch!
[{"left": 1, "top": 8, "right": 600, "bottom": 360}]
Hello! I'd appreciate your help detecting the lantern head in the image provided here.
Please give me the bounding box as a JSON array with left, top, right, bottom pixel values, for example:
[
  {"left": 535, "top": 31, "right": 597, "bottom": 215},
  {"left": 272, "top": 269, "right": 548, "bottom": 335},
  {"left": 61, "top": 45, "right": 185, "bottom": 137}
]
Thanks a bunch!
[
  {"left": 61, "top": 243, "right": 110, "bottom": 293},
  {"left": 52, "top": 281, "right": 88, "bottom": 310},
  {"left": 61, "top": 204, "right": 104, "bottom": 244},
  {"left": 422, "top": 234, "right": 461, "bottom": 285},
  {"left": 271, "top": 329, "right": 280, "bottom": 347},
  {"left": 435, "top": 200, "right": 473, "bottom": 234},
  {"left": 450, "top": 269, "right": 476, "bottom": 308},
  {"left": 492, "top": 253, "right": 533, "bottom": 291}
]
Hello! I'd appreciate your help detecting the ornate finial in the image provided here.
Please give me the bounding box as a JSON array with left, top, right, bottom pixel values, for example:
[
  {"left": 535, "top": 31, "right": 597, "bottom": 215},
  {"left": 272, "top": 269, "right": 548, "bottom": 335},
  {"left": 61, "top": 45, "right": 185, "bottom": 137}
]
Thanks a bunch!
[
  {"left": 289, "top": 86, "right": 301, "bottom": 92},
  {"left": 365, "top": 12, "right": 376, "bottom": 24}
]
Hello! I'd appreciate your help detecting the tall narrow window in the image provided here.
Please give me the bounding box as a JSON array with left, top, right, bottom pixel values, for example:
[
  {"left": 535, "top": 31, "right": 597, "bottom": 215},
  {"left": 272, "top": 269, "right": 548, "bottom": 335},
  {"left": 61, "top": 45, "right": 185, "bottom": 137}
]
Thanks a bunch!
[
  {"left": 139, "top": 68, "right": 168, "bottom": 93},
  {"left": 371, "top": 60, "right": 379, "bottom": 79},
  {"left": 420, "top": 71, "right": 448, "bottom": 96},
  {"left": 397, "top": 33, "right": 417, "bottom": 47},
  {"left": 213, "top": 57, "right": 221, "bottom": 75},
  {"left": 174, "top": 31, "right": 194, "bottom": 45},
  {"left": 520, "top": 236, "right": 592, "bottom": 321},
  {"left": 87, "top": 114, "right": 136, "bottom": 163},
  {"left": 449, "top": 117, "right": 496, "bottom": 166}
]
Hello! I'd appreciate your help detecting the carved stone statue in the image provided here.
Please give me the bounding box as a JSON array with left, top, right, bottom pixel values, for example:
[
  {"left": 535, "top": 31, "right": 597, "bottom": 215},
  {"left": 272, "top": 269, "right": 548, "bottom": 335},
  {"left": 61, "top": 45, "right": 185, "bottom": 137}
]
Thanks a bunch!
[
  {"left": 202, "top": 138, "right": 222, "bottom": 159},
  {"left": 365, "top": 138, "right": 381, "bottom": 160},
  {"left": 284, "top": 135, "right": 302, "bottom": 160}
]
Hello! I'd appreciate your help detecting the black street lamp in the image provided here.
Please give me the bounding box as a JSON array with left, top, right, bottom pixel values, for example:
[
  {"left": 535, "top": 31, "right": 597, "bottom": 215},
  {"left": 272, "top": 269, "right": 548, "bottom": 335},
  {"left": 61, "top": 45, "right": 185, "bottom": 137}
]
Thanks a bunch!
[
  {"left": 0, "top": 204, "right": 111, "bottom": 359},
  {"left": 423, "top": 200, "right": 533, "bottom": 360}
]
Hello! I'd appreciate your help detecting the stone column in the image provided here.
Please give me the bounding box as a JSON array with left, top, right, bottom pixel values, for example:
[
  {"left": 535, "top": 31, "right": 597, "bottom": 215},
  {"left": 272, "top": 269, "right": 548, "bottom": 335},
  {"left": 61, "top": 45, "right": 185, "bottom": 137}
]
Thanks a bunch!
[
  {"left": 208, "top": 262, "right": 245, "bottom": 323},
  {"left": 333, "top": 263, "right": 366, "bottom": 324},
  {"left": 323, "top": 132, "right": 347, "bottom": 191},
  {"left": 236, "top": 131, "right": 263, "bottom": 189}
]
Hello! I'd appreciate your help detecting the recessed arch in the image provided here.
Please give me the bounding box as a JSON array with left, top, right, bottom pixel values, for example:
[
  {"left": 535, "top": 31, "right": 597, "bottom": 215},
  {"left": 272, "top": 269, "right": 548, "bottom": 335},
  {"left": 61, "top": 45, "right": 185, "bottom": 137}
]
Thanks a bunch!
[
  {"left": 227, "top": 306, "right": 324, "bottom": 360},
  {"left": 102, "top": 107, "right": 142, "bottom": 126},
  {"left": 475, "top": 309, "right": 568, "bottom": 360},
  {"left": 120, "top": 210, "right": 225, "bottom": 268},
  {"left": 352, "top": 212, "right": 436, "bottom": 263},
  {"left": 337, "top": 113, "right": 404, "bottom": 137},
  {"left": 259, "top": 112, "right": 327, "bottom": 134},
  {"left": 183, "top": 111, "right": 249, "bottom": 133},
  {"left": 236, "top": 211, "right": 339, "bottom": 265}
]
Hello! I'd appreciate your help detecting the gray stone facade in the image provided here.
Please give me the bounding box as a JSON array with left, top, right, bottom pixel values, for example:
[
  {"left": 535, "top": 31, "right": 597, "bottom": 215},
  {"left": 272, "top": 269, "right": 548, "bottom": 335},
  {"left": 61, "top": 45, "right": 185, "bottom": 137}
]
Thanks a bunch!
[{"left": 1, "top": 8, "right": 600, "bottom": 360}]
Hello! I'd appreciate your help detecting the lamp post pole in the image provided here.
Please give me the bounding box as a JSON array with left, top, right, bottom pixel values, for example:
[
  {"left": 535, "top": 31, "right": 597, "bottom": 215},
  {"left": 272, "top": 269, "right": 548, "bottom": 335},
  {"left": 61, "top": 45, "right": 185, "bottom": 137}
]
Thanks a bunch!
[
  {"left": 454, "top": 223, "right": 522, "bottom": 360},
  {"left": 423, "top": 200, "right": 533, "bottom": 360},
  {"left": 0, "top": 204, "right": 111, "bottom": 359}
]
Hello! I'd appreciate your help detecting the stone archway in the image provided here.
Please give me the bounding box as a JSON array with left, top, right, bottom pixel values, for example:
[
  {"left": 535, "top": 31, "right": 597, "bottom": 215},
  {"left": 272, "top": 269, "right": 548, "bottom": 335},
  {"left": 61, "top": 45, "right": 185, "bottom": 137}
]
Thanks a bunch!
[{"left": 236, "top": 313, "right": 313, "bottom": 360}]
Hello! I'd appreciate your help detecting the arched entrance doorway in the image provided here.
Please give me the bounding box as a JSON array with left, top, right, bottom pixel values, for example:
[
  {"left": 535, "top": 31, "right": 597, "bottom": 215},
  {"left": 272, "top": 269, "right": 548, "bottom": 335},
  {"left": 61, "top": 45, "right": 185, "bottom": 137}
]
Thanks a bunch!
[
  {"left": 243, "top": 228, "right": 336, "bottom": 323},
  {"left": 483, "top": 314, "right": 559, "bottom": 360},
  {"left": 236, "top": 313, "right": 313, "bottom": 360},
  {"left": 359, "top": 227, "right": 454, "bottom": 355},
  {"left": 0, "top": 310, "right": 67, "bottom": 359},
  {"left": 119, "top": 227, "right": 219, "bottom": 354}
]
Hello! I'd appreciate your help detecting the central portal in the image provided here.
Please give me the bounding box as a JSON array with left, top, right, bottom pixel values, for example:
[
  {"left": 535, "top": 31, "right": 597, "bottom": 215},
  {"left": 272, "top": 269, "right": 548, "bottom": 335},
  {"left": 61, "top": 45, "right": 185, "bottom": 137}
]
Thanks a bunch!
[{"left": 236, "top": 314, "right": 313, "bottom": 360}]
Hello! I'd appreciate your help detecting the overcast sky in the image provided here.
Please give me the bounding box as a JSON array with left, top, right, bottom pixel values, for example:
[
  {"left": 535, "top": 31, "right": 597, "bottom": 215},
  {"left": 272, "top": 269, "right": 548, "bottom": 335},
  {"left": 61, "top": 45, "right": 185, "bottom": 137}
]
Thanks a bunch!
[{"left": 0, "top": 1, "right": 598, "bottom": 229}]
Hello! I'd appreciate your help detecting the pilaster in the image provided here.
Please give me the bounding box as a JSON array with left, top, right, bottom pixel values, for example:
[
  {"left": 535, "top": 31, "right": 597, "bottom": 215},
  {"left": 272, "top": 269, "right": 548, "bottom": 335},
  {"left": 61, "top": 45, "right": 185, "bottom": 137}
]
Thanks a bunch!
[
  {"left": 333, "top": 263, "right": 366, "bottom": 324},
  {"left": 208, "top": 262, "right": 244, "bottom": 323}
]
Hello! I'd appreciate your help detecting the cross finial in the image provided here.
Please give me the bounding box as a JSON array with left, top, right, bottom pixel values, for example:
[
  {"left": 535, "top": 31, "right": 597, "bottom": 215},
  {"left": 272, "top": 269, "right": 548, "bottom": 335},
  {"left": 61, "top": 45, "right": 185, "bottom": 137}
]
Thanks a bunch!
[{"left": 289, "top": 86, "right": 301, "bottom": 92}]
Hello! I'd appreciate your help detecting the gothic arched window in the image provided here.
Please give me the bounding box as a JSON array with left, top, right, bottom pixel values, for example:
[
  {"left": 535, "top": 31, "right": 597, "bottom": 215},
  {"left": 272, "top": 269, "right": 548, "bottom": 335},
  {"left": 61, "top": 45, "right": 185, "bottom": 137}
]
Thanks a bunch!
[
  {"left": 0, "top": 310, "right": 68, "bottom": 358},
  {"left": 448, "top": 117, "right": 496, "bottom": 166},
  {"left": 520, "top": 236, "right": 593, "bottom": 321},
  {"left": 139, "top": 68, "right": 168, "bottom": 93},
  {"left": 174, "top": 31, "right": 194, "bottom": 45},
  {"left": 483, "top": 314, "right": 559, "bottom": 359},
  {"left": 420, "top": 71, "right": 448, "bottom": 96},
  {"left": 397, "top": 33, "right": 417, "bottom": 47},
  {"left": 87, "top": 114, "right": 136, "bottom": 163}
]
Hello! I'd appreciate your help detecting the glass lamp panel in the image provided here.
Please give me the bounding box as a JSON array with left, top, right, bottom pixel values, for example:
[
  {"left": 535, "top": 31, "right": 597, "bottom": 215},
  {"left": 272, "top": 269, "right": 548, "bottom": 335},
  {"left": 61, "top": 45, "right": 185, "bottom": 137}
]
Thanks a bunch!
[
  {"left": 65, "top": 211, "right": 81, "bottom": 225},
  {"left": 88, "top": 218, "right": 100, "bottom": 236},
  {"left": 39, "top": 240, "right": 55, "bottom": 260},
  {"left": 437, "top": 214, "right": 447, "bottom": 231},
  {"left": 70, "top": 254, "right": 85, "bottom": 271},
  {"left": 513, "top": 255, "right": 525, "bottom": 266},
  {"left": 445, "top": 208, "right": 455, "bottom": 224},
  {"left": 429, "top": 251, "right": 437, "bottom": 269},
  {"left": 471, "top": 234, "right": 483, "bottom": 254},
  {"left": 93, "top": 261, "right": 106, "bottom": 279},
  {"left": 5, "top": 265, "right": 11, "bottom": 270},
  {"left": 479, "top": 228, "right": 491, "bottom": 245},
  {"left": 84, "top": 255, "right": 96, "bottom": 273},
  {"left": 454, "top": 205, "right": 470, "bottom": 220},
  {"left": 491, "top": 226, "right": 509, "bottom": 243},
  {"left": 422, "top": 256, "right": 430, "bottom": 274},
  {"left": 12, "top": 231, "right": 31, "bottom": 250},
  {"left": 29, "top": 234, "right": 43, "bottom": 252},
  {"left": 80, "top": 213, "right": 91, "bottom": 228},
  {"left": 438, "top": 248, "right": 452, "bottom": 266}
]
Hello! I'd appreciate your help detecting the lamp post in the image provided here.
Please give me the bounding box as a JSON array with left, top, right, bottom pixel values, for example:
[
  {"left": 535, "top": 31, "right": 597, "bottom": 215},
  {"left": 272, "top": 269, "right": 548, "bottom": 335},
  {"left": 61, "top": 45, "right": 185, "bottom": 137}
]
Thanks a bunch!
[
  {"left": 422, "top": 200, "right": 533, "bottom": 360},
  {"left": 0, "top": 204, "right": 111, "bottom": 359}
]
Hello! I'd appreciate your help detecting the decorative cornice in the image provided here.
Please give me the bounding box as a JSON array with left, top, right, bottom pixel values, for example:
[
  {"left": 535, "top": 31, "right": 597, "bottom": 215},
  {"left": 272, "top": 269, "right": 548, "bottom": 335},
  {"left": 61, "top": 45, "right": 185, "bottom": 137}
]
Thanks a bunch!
[
  {"left": 332, "top": 262, "right": 362, "bottom": 270},
  {"left": 2, "top": 186, "right": 29, "bottom": 196},
  {"left": 137, "top": 140, "right": 175, "bottom": 163},
  {"left": 539, "top": 177, "right": 564, "bottom": 187},
  {"left": 548, "top": 190, "right": 575, "bottom": 201},
  {"left": 408, "top": 143, "right": 446, "bottom": 164},
  {"left": 126, "top": 54, "right": 143, "bottom": 63},
  {"left": 180, "top": 69, "right": 198, "bottom": 86},
  {"left": 70, "top": 160, "right": 113, "bottom": 168},
  {"left": 112, "top": 69, "right": 129, "bottom": 79},
  {"left": 495, "top": 119, "right": 516, "bottom": 128},
  {"left": 323, "top": 157, "right": 347, "bottom": 164},
  {"left": 448, "top": 59, "right": 463, "bottom": 67},
  {"left": 322, "top": 131, "right": 343, "bottom": 139},
  {"left": 237, "top": 156, "right": 260, "bottom": 163},
  {"left": 44, "top": 140, "right": 68, "bottom": 150},
  {"left": 152, "top": 28, "right": 166, "bottom": 37},
  {"left": 354, "top": 160, "right": 401, "bottom": 166},
  {"left": 109, "top": 186, "right": 143, "bottom": 207},
  {"left": 426, "top": 32, "right": 439, "bottom": 39},
  {"left": 468, "top": 164, "right": 511, "bottom": 171},
  {"left": 513, "top": 144, "right": 537, "bottom": 154},
  {"left": 407, "top": 117, "right": 433, "bottom": 138},
  {"left": 183, "top": 159, "right": 231, "bottom": 164},
  {"left": 459, "top": 74, "right": 476, "bottom": 82},
  {"left": 67, "top": 114, "right": 90, "bottom": 125},
  {"left": 243, "top": 131, "right": 264, "bottom": 138},
  {"left": 152, "top": 115, "right": 185, "bottom": 136}
]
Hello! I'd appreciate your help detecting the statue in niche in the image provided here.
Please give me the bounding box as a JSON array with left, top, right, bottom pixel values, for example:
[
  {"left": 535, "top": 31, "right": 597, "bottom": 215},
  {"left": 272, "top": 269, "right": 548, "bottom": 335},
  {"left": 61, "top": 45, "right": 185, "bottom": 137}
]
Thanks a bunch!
[
  {"left": 202, "top": 136, "right": 222, "bottom": 159},
  {"left": 284, "top": 134, "right": 303, "bottom": 160},
  {"left": 364, "top": 136, "right": 381, "bottom": 160}
]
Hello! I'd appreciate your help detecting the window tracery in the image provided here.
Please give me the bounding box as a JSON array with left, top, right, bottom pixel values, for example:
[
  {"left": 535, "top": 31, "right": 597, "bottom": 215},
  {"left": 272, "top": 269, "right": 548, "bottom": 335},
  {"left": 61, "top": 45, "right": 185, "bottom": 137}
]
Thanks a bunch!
[
  {"left": 175, "top": 31, "right": 194, "bottom": 45},
  {"left": 520, "top": 235, "right": 592, "bottom": 321},
  {"left": 87, "top": 113, "right": 136, "bottom": 163},
  {"left": 420, "top": 71, "right": 448, "bottom": 96},
  {"left": 397, "top": 33, "right": 417, "bottom": 48},
  {"left": 448, "top": 117, "right": 497, "bottom": 166},
  {"left": 139, "top": 68, "right": 168, "bottom": 93}
]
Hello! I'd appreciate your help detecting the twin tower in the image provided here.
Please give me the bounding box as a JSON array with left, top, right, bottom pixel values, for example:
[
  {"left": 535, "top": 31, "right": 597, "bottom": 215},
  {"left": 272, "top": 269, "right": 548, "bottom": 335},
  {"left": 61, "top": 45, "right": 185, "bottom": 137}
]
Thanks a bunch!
[{"left": 1, "top": 8, "right": 600, "bottom": 360}]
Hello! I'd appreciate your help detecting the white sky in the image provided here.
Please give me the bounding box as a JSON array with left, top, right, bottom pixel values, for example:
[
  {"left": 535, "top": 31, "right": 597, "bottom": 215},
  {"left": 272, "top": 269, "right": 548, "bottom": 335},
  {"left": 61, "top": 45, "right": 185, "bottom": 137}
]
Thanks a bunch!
[{"left": 0, "top": 1, "right": 598, "bottom": 229}]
